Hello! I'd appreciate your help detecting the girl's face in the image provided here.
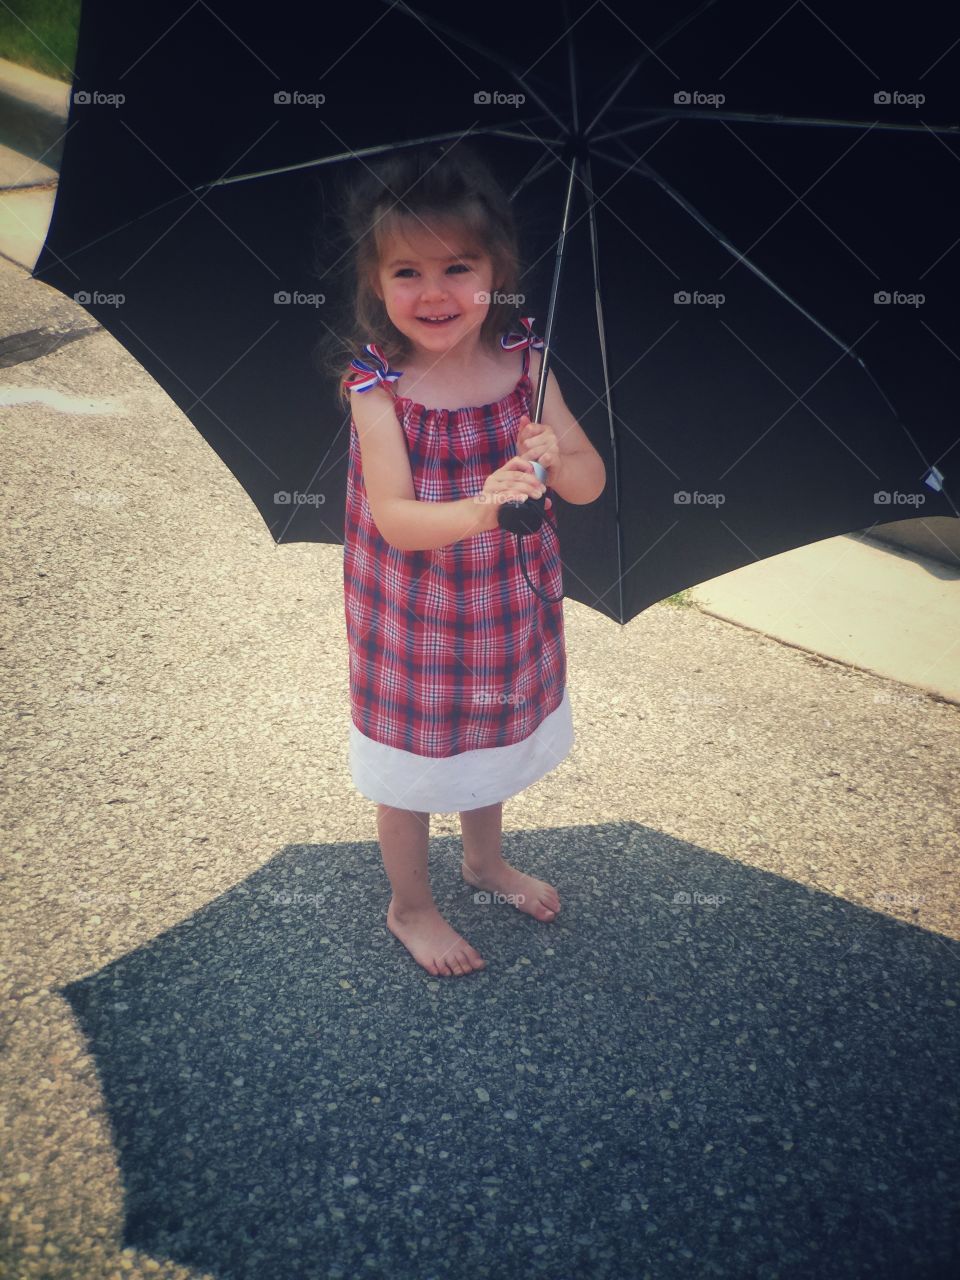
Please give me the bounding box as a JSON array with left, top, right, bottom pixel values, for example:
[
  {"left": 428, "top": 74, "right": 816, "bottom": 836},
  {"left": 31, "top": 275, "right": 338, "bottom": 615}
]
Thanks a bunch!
[{"left": 372, "top": 218, "right": 500, "bottom": 361}]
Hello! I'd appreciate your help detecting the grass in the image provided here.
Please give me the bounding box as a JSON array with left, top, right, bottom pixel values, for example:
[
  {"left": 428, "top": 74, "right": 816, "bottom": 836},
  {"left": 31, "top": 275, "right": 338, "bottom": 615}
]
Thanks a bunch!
[
  {"left": 663, "top": 589, "right": 695, "bottom": 607},
  {"left": 0, "top": 0, "right": 80, "bottom": 83}
]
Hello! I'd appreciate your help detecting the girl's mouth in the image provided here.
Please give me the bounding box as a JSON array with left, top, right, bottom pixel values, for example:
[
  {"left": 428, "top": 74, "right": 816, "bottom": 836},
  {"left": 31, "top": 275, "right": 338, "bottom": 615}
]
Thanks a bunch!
[{"left": 417, "top": 314, "right": 459, "bottom": 325}]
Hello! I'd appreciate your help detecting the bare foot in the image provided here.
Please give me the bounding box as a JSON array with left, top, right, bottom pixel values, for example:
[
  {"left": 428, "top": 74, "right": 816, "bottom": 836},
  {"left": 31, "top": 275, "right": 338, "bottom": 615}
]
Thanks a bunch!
[
  {"left": 386, "top": 899, "right": 487, "bottom": 977},
  {"left": 461, "top": 859, "right": 561, "bottom": 922}
]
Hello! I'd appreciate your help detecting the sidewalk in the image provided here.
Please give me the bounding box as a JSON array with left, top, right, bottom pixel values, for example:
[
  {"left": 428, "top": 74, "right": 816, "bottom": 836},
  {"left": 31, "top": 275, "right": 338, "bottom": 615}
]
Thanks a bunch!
[
  {"left": 686, "top": 535, "right": 960, "bottom": 703},
  {"left": 0, "top": 56, "right": 66, "bottom": 271},
  {"left": 1, "top": 56, "right": 958, "bottom": 703}
]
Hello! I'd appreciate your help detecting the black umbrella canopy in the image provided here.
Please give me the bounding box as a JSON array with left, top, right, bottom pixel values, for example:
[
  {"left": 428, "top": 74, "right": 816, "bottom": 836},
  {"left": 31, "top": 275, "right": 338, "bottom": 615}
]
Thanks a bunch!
[{"left": 34, "top": 0, "right": 960, "bottom": 622}]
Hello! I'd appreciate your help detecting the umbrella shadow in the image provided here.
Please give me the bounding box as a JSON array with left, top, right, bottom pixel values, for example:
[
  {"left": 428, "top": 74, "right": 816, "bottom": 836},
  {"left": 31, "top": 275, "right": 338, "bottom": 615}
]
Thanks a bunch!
[
  {"left": 861, "top": 526, "right": 960, "bottom": 582},
  {"left": 60, "top": 823, "right": 960, "bottom": 1280}
]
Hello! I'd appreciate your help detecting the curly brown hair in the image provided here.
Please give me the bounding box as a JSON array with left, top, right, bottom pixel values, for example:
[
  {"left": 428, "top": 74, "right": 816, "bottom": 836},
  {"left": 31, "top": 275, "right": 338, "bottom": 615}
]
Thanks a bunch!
[{"left": 318, "top": 141, "right": 523, "bottom": 409}]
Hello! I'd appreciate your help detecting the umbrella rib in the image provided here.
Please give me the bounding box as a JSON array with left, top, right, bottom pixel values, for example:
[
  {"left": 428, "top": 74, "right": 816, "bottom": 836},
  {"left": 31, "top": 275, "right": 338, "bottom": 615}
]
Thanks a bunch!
[
  {"left": 38, "top": 126, "right": 557, "bottom": 275},
  {"left": 510, "top": 152, "right": 561, "bottom": 201},
  {"left": 594, "top": 141, "right": 957, "bottom": 518},
  {"left": 562, "top": 0, "right": 580, "bottom": 136},
  {"left": 195, "top": 126, "right": 562, "bottom": 192},
  {"left": 484, "top": 128, "right": 566, "bottom": 145},
  {"left": 32, "top": 187, "right": 211, "bottom": 277},
  {"left": 376, "top": 0, "right": 568, "bottom": 134},
  {"left": 592, "top": 143, "right": 867, "bottom": 365},
  {"left": 593, "top": 110, "right": 960, "bottom": 143},
  {"left": 582, "top": 154, "right": 625, "bottom": 623},
  {"left": 583, "top": 0, "right": 722, "bottom": 138}
]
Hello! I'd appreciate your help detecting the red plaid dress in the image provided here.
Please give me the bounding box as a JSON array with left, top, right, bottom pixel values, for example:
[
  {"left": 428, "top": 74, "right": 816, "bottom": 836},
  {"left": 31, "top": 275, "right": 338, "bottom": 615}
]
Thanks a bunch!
[{"left": 343, "top": 328, "right": 573, "bottom": 812}]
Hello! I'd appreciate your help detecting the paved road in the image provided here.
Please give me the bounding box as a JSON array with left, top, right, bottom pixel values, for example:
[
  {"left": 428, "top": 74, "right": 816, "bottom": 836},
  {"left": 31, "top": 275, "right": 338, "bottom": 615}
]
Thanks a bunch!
[{"left": 2, "top": 255, "right": 959, "bottom": 1279}]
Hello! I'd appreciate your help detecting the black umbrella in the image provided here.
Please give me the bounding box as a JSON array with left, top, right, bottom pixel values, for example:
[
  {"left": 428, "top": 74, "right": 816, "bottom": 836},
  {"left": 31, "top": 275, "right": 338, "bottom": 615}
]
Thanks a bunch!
[{"left": 33, "top": 0, "right": 959, "bottom": 623}]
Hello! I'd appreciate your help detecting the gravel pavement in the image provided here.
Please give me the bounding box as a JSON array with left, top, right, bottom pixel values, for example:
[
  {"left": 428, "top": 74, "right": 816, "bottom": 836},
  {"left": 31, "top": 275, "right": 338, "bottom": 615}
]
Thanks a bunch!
[{"left": 2, "top": 258, "right": 958, "bottom": 1279}]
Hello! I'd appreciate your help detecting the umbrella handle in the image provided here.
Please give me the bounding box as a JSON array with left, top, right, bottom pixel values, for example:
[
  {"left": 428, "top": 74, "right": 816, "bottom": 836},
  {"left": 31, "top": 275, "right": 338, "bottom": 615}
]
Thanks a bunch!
[{"left": 497, "top": 460, "right": 548, "bottom": 534}]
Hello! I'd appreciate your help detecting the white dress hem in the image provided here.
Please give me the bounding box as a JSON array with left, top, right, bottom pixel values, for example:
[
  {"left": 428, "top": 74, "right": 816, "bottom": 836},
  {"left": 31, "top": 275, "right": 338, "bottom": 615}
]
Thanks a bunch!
[{"left": 348, "top": 686, "right": 574, "bottom": 813}]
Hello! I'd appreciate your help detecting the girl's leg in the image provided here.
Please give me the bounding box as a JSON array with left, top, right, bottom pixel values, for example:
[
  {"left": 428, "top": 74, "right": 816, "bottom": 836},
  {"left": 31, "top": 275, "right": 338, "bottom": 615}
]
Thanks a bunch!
[
  {"left": 459, "top": 801, "right": 506, "bottom": 877},
  {"left": 376, "top": 803, "right": 433, "bottom": 913},
  {"left": 459, "top": 801, "right": 561, "bottom": 922},
  {"left": 378, "top": 803, "right": 486, "bottom": 976}
]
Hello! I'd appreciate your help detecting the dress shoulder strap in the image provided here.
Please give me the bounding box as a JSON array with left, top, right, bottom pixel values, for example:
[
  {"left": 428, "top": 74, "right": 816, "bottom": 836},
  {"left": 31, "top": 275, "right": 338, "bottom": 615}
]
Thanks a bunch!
[
  {"left": 500, "top": 316, "right": 544, "bottom": 382},
  {"left": 344, "top": 343, "right": 403, "bottom": 399}
]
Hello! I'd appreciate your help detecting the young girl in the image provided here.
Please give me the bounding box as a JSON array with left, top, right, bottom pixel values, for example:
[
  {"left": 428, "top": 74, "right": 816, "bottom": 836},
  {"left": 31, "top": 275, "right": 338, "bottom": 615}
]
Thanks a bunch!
[{"left": 336, "top": 144, "right": 605, "bottom": 978}]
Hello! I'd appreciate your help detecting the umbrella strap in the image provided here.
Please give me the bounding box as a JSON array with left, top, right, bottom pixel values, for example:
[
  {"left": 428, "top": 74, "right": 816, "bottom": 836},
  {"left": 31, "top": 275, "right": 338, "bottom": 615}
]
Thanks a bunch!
[{"left": 515, "top": 534, "right": 564, "bottom": 605}]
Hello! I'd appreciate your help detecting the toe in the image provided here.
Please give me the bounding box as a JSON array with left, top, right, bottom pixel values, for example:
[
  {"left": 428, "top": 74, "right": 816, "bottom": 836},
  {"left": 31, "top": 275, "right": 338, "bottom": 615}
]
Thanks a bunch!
[{"left": 542, "top": 887, "right": 561, "bottom": 913}]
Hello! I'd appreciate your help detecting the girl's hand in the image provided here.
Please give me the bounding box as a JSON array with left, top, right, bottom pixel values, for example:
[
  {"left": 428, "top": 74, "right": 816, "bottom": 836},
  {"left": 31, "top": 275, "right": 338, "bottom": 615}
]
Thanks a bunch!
[
  {"left": 479, "top": 455, "right": 552, "bottom": 515},
  {"left": 517, "top": 414, "right": 562, "bottom": 489}
]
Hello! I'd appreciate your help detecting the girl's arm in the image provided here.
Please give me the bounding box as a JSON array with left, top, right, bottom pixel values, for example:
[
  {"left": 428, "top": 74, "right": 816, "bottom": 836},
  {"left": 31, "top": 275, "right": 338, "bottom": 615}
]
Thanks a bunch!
[
  {"left": 526, "top": 349, "right": 606, "bottom": 505},
  {"left": 350, "top": 387, "right": 500, "bottom": 552}
]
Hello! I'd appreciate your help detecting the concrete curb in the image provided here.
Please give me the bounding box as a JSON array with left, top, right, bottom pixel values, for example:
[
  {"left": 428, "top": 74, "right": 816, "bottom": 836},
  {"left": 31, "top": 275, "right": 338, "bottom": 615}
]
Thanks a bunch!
[{"left": 0, "top": 57, "right": 70, "bottom": 169}]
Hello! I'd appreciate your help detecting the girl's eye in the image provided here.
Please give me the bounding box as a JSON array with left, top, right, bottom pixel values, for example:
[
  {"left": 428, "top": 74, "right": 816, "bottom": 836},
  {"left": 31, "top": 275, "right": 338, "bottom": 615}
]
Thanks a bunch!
[{"left": 391, "top": 263, "right": 473, "bottom": 278}]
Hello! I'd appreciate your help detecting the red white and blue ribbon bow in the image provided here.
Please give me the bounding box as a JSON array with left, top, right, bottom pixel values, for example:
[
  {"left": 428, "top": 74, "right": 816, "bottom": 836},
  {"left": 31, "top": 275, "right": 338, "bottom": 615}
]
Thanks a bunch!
[
  {"left": 500, "top": 316, "right": 544, "bottom": 352},
  {"left": 344, "top": 343, "right": 403, "bottom": 394}
]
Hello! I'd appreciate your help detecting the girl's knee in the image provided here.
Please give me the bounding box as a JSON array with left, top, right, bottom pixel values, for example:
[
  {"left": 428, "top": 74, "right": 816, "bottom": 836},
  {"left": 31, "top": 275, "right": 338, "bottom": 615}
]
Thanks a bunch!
[{"left": 378, "top": 803, "right": 429, "bottom": 821}]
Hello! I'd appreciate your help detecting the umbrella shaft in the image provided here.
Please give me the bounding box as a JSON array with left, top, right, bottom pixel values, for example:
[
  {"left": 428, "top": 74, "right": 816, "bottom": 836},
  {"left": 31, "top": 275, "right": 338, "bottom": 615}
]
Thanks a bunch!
[{"left": 533, "top": 154, "right": 579, "bottom": 425}]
